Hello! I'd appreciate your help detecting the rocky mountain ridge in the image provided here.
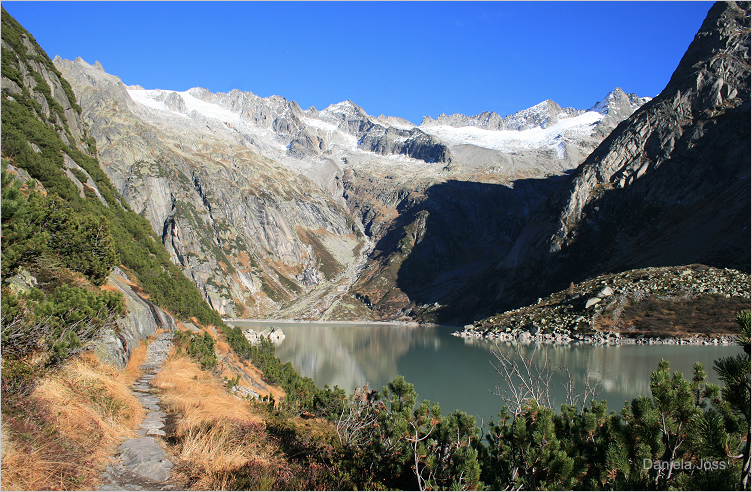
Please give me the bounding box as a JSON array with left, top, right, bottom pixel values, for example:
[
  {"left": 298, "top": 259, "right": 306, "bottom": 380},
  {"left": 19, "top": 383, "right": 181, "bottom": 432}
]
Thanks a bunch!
[
  {"left": 442, "top": 0, "right": 750, "bottom": 325},
  {"left": 50, "top": 2, "right": 748, "bottom": 325},
  {"left": 119, "top": 83, "right": 646, "bottom": 174},
  {"left": 421, "top": 88, "right": 649, "bottom": 135},
  {"left": 54, "top": 53, "right": 648, "bottom": 320}
]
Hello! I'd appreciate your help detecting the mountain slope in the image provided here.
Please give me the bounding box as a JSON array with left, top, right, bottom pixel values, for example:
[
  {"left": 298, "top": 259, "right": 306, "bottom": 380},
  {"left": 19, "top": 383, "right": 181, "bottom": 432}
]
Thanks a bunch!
[
  {"left": 56, "top": 51, "right": 649, "bottom": 320},
  {"left": 440, "top": 0, "right": 750, "bottom": 323},
  {"left": 55, "top": 58, "right": 372, "bottom": 319}
]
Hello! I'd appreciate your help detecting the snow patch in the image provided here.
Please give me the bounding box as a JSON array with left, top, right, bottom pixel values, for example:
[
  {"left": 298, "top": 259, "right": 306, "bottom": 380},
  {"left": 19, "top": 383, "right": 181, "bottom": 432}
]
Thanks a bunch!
[
  {"left": 556, "top": 141, "right": 567, "bottom": 159},
  {"left": 421, "top": 111, "right": 603, "bottom": 152},
  {"left": 127, "top": 88, "right": 245, "bottom": 125}
]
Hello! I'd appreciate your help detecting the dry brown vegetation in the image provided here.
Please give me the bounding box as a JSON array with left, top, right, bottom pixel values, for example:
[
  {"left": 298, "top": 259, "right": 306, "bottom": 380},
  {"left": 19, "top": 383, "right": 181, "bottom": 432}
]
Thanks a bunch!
[
  {"left": 0, "top": 349, "right": 146, "bottom": 490},
  {"left": 151, "top": 354, "right": 270, "bottom": 489},
  {"left": 151, "top": 350, "right": 345, "bottom": 490},
  {"left": 598, "top": 293, "right": 751, "bottom": 338},
  {"left": 0, "top": 322, "right": 332, "bottom": 491}
]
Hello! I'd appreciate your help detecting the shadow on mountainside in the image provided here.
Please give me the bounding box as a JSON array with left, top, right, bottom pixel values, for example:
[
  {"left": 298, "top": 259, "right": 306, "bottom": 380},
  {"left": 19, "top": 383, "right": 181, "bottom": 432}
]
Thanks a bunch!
[
  {"left": 365, "top": 174, "right": 569, "bottom": 321},
  {"left": 411, "top": 127, "right": 751, "bottom": 326},
  {"left": 384, "top": 96, "right": 751, "bottom": 326}
]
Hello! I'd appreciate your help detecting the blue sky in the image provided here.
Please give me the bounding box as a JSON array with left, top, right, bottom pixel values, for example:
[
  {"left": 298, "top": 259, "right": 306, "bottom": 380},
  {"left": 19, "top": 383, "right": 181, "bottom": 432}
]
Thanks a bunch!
[{"left": 4, "top": 1, "right": 713, "bottom": 124}]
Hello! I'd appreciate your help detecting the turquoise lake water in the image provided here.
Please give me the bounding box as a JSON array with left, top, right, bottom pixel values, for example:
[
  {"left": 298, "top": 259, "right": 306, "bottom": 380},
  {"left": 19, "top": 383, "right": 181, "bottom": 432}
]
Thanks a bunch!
[{"left": 232, "top": 321, "right": 743, "bottom": 422}]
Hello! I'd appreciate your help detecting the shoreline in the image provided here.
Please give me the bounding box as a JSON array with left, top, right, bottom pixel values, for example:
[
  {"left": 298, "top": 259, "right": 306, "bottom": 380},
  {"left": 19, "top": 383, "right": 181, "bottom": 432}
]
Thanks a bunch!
[
  {"left": 223, "top": 319, "right": 738, "bottom": 346},
  {"left": 224, "top": 318, "right": 428, "bottom": 327},
  {"left": 450, "top": 328, "right": 739, "bottom": 346}
]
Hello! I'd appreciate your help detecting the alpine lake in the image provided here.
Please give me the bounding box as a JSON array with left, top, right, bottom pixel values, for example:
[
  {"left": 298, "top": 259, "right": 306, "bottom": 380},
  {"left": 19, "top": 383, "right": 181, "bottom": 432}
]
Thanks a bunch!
[{"left": 230, "top": 321, "right": 743, "bottom": 423}]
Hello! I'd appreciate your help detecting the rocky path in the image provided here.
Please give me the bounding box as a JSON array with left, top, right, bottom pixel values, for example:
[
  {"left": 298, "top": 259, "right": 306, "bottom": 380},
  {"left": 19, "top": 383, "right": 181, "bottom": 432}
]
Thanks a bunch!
[{"left": 99, "top": 332, "right": 176, "bottom": 491}]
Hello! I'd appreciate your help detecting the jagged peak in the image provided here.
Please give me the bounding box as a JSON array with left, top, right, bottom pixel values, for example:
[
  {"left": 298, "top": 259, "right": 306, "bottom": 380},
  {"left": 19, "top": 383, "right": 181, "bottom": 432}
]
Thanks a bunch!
[
  {"left": 93, "top": 60, "right": 105, "bottom": 72},
  {"left": 377, "top": 114, "right": 416, "bottom": 129},
  {"left": 527, "top": 99, "right": 560, "bottom": 111},
  {"left": 187, "top": 87, "right": 214, "bottom": 102},
  {"left": 320, "top": 99, "right": 369, "bottom": 120},
  {"left": 590, "top": 87, "right": 650, "bottom": 116}
]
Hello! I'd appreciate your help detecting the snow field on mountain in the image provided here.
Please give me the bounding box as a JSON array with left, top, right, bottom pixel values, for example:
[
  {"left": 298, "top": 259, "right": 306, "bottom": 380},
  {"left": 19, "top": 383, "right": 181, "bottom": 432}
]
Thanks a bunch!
[
  {"left": 126, "top": 86, "right": 615, "bottom": 164},
  {"left": 127, "top": 88, "right": 293, "bottom": 155},
  {"left": 127, "top": 88, "right": 245, "bottom": 126},
  {"left": 127, "top": 88, "right": 180, "bottom": 114},
  {"left": 420, "top": 110, "right": 604, "bottom": 153},
  {"left": 301, "top": 116, "right": 360, "bottom": 150}
]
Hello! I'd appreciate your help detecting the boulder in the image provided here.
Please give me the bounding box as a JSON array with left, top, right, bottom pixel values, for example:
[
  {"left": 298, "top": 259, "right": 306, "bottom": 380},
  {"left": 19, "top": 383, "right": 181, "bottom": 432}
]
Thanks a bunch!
[
  {"left": 597, "top": 286, "right": 613, "bottom": 297},
  {"left": 585, "top": 297, "right": 602, "bottom": 309},
  {"left": 3, "top": 268, "right": 37, "bottom": 294}
]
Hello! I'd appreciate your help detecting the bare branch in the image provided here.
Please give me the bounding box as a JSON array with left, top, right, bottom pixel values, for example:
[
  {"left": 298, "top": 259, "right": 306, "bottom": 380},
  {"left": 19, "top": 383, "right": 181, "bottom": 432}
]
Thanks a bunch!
[
  {"left": 335, "top": 383, "right": 381, "bottom": 448},
  {"left": 561, "top": 363, "right": 602, "bottom": 411},
  {"left": 491, "top": 343, "right": 554, "bottom": 415}
]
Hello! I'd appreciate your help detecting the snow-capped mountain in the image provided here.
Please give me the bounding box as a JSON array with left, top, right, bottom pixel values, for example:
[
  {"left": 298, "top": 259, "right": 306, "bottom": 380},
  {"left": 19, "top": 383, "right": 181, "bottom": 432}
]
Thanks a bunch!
[
  {"left": 56, "top": 56, "right": 650, "bottom": 322},
  {"left": 420, "top": 88, "right": 649, "bottom": 155},
  {"left": 124, "top": 84, "right": 647, "bottom": 173}
]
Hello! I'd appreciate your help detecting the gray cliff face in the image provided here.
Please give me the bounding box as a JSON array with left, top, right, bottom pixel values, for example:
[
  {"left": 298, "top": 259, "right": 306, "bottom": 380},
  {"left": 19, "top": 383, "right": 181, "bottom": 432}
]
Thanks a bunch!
[
  {"left": 548, "top": 1, "right": 749, "bottom": 260},
  {"left": 467, "top": 1, "right": 751, "bottom": 322},
  {"left": 56, "top": 57, "right": 367, "bottom": 319},
  {"left": 316, "top": 100, "right": 453, "bottom": 163},
  {"left": 357, "top": 126, "right": 452, "bottom": 163}
]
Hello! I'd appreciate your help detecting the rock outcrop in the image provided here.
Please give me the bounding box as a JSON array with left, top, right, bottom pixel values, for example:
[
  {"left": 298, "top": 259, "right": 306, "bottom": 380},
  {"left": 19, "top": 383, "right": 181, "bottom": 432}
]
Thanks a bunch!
[{"left": 94, "top": 268, "right": 178, "bottom": 369}]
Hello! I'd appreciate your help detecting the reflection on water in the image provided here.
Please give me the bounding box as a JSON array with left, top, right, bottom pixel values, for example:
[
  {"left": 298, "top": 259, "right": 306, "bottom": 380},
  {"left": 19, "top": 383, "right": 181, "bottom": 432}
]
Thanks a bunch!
[{"left": 233, "top": 321, "right": 743, "bottom": 422}]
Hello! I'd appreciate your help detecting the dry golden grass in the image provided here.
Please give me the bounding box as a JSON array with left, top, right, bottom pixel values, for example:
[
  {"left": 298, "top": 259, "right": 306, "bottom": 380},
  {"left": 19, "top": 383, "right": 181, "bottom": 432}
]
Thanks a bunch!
[
  {"left": 122, "top": 339, "right": 148, "bottom": 382},
  {"left": 151, "top": 355, "right": 272, "bottom": 490},
  {"left": 153, "top": 355, "right": 261, "bottom": 427},
  {"left": 38, "top": 353, "right": 145, "bottom": 434},
  {"left": 1, "top": 352, "right": 144, "bottom": 490}
]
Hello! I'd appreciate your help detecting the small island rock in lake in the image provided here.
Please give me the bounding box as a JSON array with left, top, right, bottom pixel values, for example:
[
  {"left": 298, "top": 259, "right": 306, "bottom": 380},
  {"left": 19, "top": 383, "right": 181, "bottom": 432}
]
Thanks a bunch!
[{"left": 243, "top": 326, "right": 286, "bottom": 345}]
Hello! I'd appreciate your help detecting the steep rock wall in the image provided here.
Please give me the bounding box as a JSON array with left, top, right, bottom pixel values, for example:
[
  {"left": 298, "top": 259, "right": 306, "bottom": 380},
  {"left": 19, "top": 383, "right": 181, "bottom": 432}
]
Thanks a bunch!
[{"left": 95, "top": 268, "right": 177, "bottom": 369}]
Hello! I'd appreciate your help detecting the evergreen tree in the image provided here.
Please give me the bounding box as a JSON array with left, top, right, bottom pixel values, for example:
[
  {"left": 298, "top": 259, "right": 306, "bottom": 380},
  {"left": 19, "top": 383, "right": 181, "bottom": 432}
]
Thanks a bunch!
[{"left": 714, "top": 311, "right": 751, "bottom": 490}]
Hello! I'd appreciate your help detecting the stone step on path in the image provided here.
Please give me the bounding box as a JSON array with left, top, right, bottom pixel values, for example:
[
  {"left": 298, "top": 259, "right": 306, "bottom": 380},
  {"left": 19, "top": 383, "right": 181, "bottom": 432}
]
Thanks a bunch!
[{"left": 99, "top": 332, "right": 176, "bottom": 491}]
